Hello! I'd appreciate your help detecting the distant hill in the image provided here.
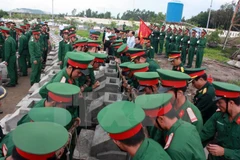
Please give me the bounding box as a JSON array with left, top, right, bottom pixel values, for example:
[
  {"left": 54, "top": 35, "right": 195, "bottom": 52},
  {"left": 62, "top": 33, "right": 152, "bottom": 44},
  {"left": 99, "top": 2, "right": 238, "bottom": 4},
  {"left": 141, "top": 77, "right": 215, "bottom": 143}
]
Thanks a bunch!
[{"left": 9, "top": 8, "right": 50, "bottom": 14}]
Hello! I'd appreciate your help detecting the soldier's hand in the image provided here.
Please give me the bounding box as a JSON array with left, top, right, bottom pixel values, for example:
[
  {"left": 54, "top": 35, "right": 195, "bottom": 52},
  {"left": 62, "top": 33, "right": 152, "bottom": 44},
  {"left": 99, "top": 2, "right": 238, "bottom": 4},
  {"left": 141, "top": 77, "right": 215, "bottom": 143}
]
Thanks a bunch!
[
  {"left": 75, "top": 117, "right": 81, "bottom": 126},
  {"left": 92, "top": 81, "right": 100, "bottom": 89},
  {"left": 55, "top": 147, "right": 65, "bottom": 159},
  {"left": 33, "top": 60, "right": 37, "bottom": 64},
  {"left": 207, "top": 144, "right": 224, "bottom": 156},
  {"left": 115, "top": 58, "right": 120, "bottom": 64},
  {"left": 3, "top": 62, "right": 8, "bottom": 66},
  {"left": 58, "top": 61, "right": 62, "bottom": 65}
]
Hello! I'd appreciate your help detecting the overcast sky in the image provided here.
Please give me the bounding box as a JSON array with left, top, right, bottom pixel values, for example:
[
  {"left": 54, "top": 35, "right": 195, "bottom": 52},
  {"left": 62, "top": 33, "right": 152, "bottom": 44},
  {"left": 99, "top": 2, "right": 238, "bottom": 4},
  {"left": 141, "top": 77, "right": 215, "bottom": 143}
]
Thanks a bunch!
[{"left": 0, "top": 0, "right": 232, "bottom": 19}]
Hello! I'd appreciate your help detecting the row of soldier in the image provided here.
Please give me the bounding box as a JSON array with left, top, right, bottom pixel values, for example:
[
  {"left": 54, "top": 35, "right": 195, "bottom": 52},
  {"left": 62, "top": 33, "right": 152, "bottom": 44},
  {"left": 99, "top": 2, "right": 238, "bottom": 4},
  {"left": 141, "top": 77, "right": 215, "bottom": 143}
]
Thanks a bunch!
[
  {"left": 0, "top": 21, "right": 50, "bottom": 87},
  {"left": 0, "top": 24, "right": 238, "bottom": 160},
  {"left": 149, "top": 24, "right": 207, "bottom": 68}
]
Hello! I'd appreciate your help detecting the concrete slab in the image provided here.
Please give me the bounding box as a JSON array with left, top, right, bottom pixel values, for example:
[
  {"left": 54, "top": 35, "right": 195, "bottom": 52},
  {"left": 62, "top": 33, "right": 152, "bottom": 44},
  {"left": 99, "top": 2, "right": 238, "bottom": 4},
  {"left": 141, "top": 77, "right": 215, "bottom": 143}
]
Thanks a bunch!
[
  {"left": 87, "top": 96, "right": 104, "bottom": 124},
  {"left": 105, "top": 77, "right": 120, "bottom": 93},
  {"left": 108, "top": 60, "right": 116, "bottom": 69},
  {"left": 235, "top": 61, "right": 240, "bottom": 68},
  {"left": 97, "top": 151, "right": 127, "bottom": 160},
  {"left": 104, "top": 68, "right": 118, "bottom": 78},
  {"left": 103, "top": 92, "right": 122, "bottom": 106}
]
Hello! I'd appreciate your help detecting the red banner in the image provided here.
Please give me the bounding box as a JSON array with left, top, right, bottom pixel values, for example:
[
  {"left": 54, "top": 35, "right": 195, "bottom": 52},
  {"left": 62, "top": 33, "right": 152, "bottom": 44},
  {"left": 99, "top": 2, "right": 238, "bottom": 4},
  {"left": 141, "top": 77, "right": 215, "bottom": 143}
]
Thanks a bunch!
[{"left": 138, "top": 19, "right": 152, "bottom": 44}]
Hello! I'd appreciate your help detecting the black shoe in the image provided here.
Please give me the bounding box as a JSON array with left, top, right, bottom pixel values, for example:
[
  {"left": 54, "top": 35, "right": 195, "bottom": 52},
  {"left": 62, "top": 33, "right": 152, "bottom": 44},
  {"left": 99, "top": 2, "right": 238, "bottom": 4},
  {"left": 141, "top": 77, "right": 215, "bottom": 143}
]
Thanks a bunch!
[{"left": 0, "top": 110, "right": 3, "bottom": 114}]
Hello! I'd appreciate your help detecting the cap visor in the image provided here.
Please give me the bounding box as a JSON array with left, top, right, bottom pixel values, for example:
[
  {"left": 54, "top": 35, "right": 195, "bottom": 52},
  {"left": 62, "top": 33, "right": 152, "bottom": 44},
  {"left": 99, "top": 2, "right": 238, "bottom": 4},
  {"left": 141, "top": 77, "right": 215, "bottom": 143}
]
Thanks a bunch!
[
  {"left": 213, "top": 96, "right": 223, "bottom": 101},
  {"left": 80, "top": 69, "right": 90, "bottom": 76},
  {"left": 138, "top": 85, "right": 146, "bottom": 92},
  {"left": 168, "top": 58, "right": 174, "bottom": 62},
  {"left": 158, "top": 86, "right": 173, "bottom": 93}
]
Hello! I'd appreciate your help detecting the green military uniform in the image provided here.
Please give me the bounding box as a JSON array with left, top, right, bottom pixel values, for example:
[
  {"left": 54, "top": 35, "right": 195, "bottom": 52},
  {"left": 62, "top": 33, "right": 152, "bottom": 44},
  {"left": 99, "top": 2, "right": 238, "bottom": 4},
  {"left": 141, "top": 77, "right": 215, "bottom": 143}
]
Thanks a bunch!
[
  {"left": 157, "top": 69, "right": 203, "bottom": 133},
  {"left": 181, "top": 32, "right": 190, "bottom": 65},
  {"left": 97, "top": 101, "right": 171, "bottom": 160},
  {"left": 58, "top": 28, "right": 69, "bottom": 69},
  {"left": 24, "top": 28, "right": 32, "bottom": 67},
  {"left": 145, "top": 46, "right": 155, "bottom": 59},
  {"left": 1, "top": 27, "right": 17, "bottom": 86},
  {"left": 159, "top": 29, "right": 166, "bottom": 54},
  {"left": 136, "top": 93, "right": 206, "bottom": 160},
  {"left": 117, "top": 44, "right": 131, "bottom": 63},
  {"left": 39, "top": 52, "right": 94, "bottom": 98},
  {"left": 200, "top": 81, "right": 240, "bottom": 160},
  {"left": 0, "top": 131, "right": 14, "bottom": 158},
  {"left": 108, "top": 34, "right": 117, "bottom": 56},
  {"left": 9, "top": 28, "right": 16, "bottom": 42},
  {"left": 29, "top": 30, "right": 42, "bottom": 85},
  {"left": 169, "top": 33, "right": 177, "bottom": 51},
  {"left": 128, "top": 63, "right": 149, "bottom": 88},
  {"left": 172, "top": 63, "right": 185, "bottom": 72},
  {"left": 196, "top": 31, "right": 207, "bottom": 68},
  {"left": 187, "top": 31, "right": 198, "bottom": 68},
  {"left": 146, "top": 58, "right": 160, "bottom": 72},
  {"left": 12, "top": 122, "right": 68, "bottom": 159},
  {"left": 168, "top": 51, "right": 185, "bottom": 72},
  {"left": 165, "top": 31, "right": 172, "bottom": 57},
  {"left": 40, "top": 31, "right": 49, "bottom": 63},
  {"left": 185, "top": 68, "right": 217, "bottom": 123},
  {"left": 153, "top": 30, "right": 160, "bottom": 54},
  {"left": 176, "top": 32, "right": 183, "bottom": 51},
  {"left": 17, "top": 28, "right": 28, "bottom": 76}
]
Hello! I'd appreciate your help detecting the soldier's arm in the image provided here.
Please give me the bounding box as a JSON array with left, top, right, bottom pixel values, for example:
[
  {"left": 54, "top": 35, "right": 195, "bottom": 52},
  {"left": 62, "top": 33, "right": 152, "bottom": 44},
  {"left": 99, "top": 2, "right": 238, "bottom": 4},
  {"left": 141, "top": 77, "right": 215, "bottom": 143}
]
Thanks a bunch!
[
  {"left": 18, "top": 37, "right": 24, "bottom": 55},
  {"left": 4, "top": 41, "right": 11, "bottom": 63},
  {"left": 58, "top": 42, "right": 62, "bottom": 61},
  {"left": 224, "top": 148, "right": 240, "bottom": 159},
  {"left": 28, "top": 41, "right": 36, "bottom": 61},
  {"left": 200, "top": 112, "right": 218, "bottom": 146},
  {"left": 195, "top": 94, "right": 213, "bottom": 113}
]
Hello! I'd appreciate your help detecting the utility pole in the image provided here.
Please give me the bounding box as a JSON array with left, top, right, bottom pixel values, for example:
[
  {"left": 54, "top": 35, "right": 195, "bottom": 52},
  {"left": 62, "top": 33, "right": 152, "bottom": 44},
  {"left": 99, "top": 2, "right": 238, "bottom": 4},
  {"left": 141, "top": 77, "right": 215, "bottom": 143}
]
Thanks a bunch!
[
  {"left": 206, "top": 0, "right": 213, "bottom": 29},
  {"left": 52, "top": 0, "right": 54, "bottom": 25},
  {"left": 223, "top": 0, "right": 240, "bottom": 50}
]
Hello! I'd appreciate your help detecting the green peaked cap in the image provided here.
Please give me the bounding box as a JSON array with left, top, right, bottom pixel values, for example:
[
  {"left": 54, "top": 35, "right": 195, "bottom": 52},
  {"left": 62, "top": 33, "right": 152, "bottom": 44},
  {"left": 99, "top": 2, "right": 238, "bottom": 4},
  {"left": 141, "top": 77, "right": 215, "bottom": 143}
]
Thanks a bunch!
[
  {"left": 134, "top": 72, "right": 160, "bottom": 80},
  {"left": 28, "top": 108, "right": 72, "bottom": 127},
  {"left": 135, "top": 93, "right": 173, "bottom": 117},
  {"left": 113, "top": 39, "right": 123, "bottom": 44},
  {"left": 117, "top": 44, "right": 128, "bottom": 53},
  {"left": 91, "top": 31, "right": 101, "bottom": 35},
  {"left": 46, "top": 82, "right": 80, "bottom": 96},
  {"left": 112, "top": 43, "right": 122, "bottom": 47},
  {"left": 119, "top": 62, "right": 133, "bottom": 68},
  {"left": 184, "top": 67, "right": 206, "bottom": 78},
  {"left": 12, "top": 122, "right": 68, "bottom": 156},
  {"left": 213, "top": 81, "right": 240, "bottom": 92},
  {"left": 157, "top": 69, "right": 191, "bottom": 80},
  {"left": 87, "top": 40, "right": 101, "bottom": 44},
  {"left": 127, "top": 48, "right": 146, "bottom": 53},
  {"left": 67, "top": 51, "right": 94, "bottom": 64},
  {"left": 0, "top": 26, "right": 10, "bottom": 31},
  {"left": 128, "top": 63, "right": 149, "bottom": 70},
  {"left": 74, "top": 39, "right": 88, "bottom": 44},
  {"left": 89, "top": 53, "right": 107, "bottom": 59},
  {"left": 97, "top": 101, "right": 145, "bottom": 135}
]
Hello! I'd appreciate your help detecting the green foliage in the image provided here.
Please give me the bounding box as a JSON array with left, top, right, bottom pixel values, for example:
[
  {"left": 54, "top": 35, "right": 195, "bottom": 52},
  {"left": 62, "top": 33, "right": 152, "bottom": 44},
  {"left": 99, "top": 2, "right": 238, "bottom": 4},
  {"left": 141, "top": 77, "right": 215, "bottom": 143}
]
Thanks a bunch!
[
  {"left": 204, "top": 47, "right": 229, "bottom": 63},
  {"left": 110, "top": 21, "right": 117, "bottom": 29},
  {"left": 54, "top": 30, "right": 59, "bottom": 35},
  {"left": 207, "top": 30, "right": 223, "bottom": 43},
  {"left": 76, "top": 30, "right": 103, "bottom": 40},
  {"left": 0, "top": 10, "right": 8, "bottom": 18}
]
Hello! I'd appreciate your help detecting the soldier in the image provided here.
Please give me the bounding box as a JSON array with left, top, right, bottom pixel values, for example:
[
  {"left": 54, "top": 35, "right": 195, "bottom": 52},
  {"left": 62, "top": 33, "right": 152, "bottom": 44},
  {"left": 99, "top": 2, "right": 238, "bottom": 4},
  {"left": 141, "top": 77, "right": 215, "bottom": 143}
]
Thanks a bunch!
[
  {"left": 200, "top": 81, "right": 240, "bottom": 160},
  {"left": 16, "top": 27, "right": 28, "bottom": 76},
  {"left": 185, "top": 68, "right": 217, "bottom": 123},
  {"left": 58, "top": 28, "right": 69, "bottom": 69},
  {"left": 136, "top": 93, "right": 206, "bottom": 160},
  {"left": 0, "top": 25, "right": 4, "bottom": 59},
  {"left": 169, "top": 27, "right": 177, "bottom": 52},
  {"left": 165, "top": 26, "right": 172, "bottom": 57},
  {"left": 90, "top": 31, "right": 100, "bottom": 40},
  {"left": 40, "top": 25, "right": 50, "bottom": 64},
  {"left": 1, "top": 27, "right": 17, "bottom": 87},
  {"left": 116, "top": 44, "right": 131, "bottom": 63},
  {"left": 127, "top": 48, "right": 160, "bottom": 72},
  {"left": 153, "top": 26, "right": 160, "bottom": 54},
  {"left": 28, "top": 29, "right": 42, "bottom": 86},
  {"left": 65, "top": 32, "right": 77, "bottom": 53},
  {"left": 168, "top": 51, "right": 185, "bottom": 72},
  {"left": 175, "top": 28, "right": 183, "bottom": 51},
  {"left": 39, "top": 52, "right": 94, "bottom": 98},
  {"left": 159, "top": 25, "right": 166, "bottom": 55},
  {"left": 181, "top": 28, "right": 190, "bottom": 65},
  {"left": 0, "top": 107, "right": 72, "bottom": 159},
  {"left": 134, "top": 72, "right": 160, "bottom": 94},
  {"left": 143, "top": 38, "right": 154, "bottom": 59},
  {"left": 108, "top": 34, "right": 117, "bottom": 56},
  {"left": 157, "top": 69, "right": 203, "bottom": 133},
  {"left": 9, "top": 122, "right": 68, "bottom": 160},
  {"left": 186, "top": 29, "right": 198, "bottom": 68},
  {"left": 69, "top": 25, "right": 76, "bottom": 34},
  {"left": 196, "top": 29, "right": 207, "bottom": 68},
  {"left": 9, "top": 23, "right": 16, "bottom": 42},
  {"left": 97, "top": 101, "right": 172, "bottom": 160}
]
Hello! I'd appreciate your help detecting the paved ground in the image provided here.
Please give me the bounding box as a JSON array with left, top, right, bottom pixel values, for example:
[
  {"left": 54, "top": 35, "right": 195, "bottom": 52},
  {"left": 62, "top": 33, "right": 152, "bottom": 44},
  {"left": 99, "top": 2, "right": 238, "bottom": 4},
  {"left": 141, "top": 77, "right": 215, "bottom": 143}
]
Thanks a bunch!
[
  {"left": 0, "top": 54, "right": 239, "bottom": 120},
  {"left": 0, "top": 69, "right": 31, "bottom": 119}
]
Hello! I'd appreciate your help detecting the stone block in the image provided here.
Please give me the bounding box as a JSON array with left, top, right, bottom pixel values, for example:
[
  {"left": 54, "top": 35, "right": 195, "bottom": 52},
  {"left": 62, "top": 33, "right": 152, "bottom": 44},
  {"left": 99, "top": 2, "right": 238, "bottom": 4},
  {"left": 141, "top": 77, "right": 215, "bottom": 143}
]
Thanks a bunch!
[
  {"left": 29, "top": 87, "right": 42, "bottom": 99},
  {"left": 39, "top": 75, "right": 50, "bottom": 87},
  {"left": 235, "top": 61, "right": 240, "bottom": 68},
  {"left": 95, "top": 72, "right": 106, "bottom": 82},
  {"left": 105, "top": 77, "right": 120, "bottom": 93},
  {"left": 104, "top": 68, "right": 118, "bottom": 78},
  {"left": 16, "top": 99, "right": 36, "bottom": 109},
  {"left": 87, "top": 96, "right": 104, "bottom": 124},
  {"left": 90, "top": 125, "right": 121, "bottom": 157},
  {"left": 108, "top": 60, "right": 116, "bottom": 69},
  {"left": 227, "top": 60, "right": 237, "bottom": 66},
  {"left": 29, "top": 83, "right": 40, "bottom": 94},
  {"left": 73, "top": 129, "right": 95, "bottom": 160},
  {"left": 103, "top": 92, "right": 122, "bottom": 106},
  {"left": 92, "top": 80, "right": 106, "bottom": 99}
]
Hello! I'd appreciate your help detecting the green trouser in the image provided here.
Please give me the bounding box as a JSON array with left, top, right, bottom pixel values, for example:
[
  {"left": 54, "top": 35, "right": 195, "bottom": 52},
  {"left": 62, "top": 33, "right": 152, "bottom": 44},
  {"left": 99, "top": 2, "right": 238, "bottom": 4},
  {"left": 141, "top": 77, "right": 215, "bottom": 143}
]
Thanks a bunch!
[
  {"left": 60, "top": 55, "right": 65, "bottom": 69},
  {"left": 181, "top": 45, "right": 187, "bottom": 65},
  {"left": 19, "top": 53, "right": 28, "bottom": 76},
  {"left": 26, "top": 51, "right": 31, "bottom": 68},
  {"left": 170, "top": 43, "right": 176, "bottom": 51},
  {"left": 7, "top": 56, "right": 17, "bottom": 85},
  {"left": 187, "top": 46, "right": 195, "bottom": 67},
  {"left": 42, "top": 49, "right": 48, "bottom": 63},
  {"left": 176, "top": 44, "right": 180, "bottom": 51},
  {"left": 165, "top": 40, "right": 170, "bottom": 56},
  {"left": 154, "top": 39, "right": 159, "bottom": 54},
  {"left": 30, "top": 58, "right": 41, "bottom": 85},
  {"left": 195, "top": 47, "right": 204, "bottom": 68},
  {"left": 0, "top": 47, "right": 2, "bottom": 58},
  {"left": 159, "top": 40, "right": 164, "bottom": 54}
]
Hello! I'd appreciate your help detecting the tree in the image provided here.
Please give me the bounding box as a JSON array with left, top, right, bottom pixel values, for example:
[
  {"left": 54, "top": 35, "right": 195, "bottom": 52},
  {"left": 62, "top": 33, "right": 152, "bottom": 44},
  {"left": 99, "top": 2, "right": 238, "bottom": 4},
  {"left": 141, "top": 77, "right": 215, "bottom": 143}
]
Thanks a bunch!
[
  {"left": 86, "top": 9, "right": 92, "bottom": 17},
  {"left": 104, "top": 12, "right": 111, "bottom": 19},
  {"left": 0, "top": 10, "right": 8, "bottom": 18},
  {"left": 72, "top": 8, "right": 77, "bottom": 16},
  {"left": 117, "top": 13, "right": 120, "bottom": 19},
  {"left": 110, "top": 21, "right": 117, "bottom": 28}
]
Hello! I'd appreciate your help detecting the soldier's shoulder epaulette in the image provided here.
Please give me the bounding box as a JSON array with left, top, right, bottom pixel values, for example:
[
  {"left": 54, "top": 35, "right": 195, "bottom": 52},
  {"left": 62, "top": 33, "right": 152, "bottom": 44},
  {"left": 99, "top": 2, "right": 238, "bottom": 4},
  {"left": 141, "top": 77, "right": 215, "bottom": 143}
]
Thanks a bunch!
[
  {"left": 236, "top": 117, "right": 240, "bottom": 125},
  {"left": 60, "top": 77, "right": 66, "bottom": 83},
  {"left": 186, "top": 108, "right": 198, "bottom": 123},
  {"left": 151, "top": 46, "right": 153, "bottom": 49},
  {"left": 202, "top": 88, "right": 207, "bottom": 94},
  {"left": 164, "top": 133, "right": 174, "bottom": 149},
  {"left": 180, "top": 67, "right": 184, "bottom": 73}
]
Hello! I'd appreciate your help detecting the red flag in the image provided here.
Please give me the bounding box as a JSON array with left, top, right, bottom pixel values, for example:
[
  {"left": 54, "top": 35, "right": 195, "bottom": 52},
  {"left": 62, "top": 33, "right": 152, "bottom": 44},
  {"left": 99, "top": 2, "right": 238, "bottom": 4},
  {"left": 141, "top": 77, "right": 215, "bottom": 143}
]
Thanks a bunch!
[{"left": 138, "top": 19, "right": 152, "bottom": 44}]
